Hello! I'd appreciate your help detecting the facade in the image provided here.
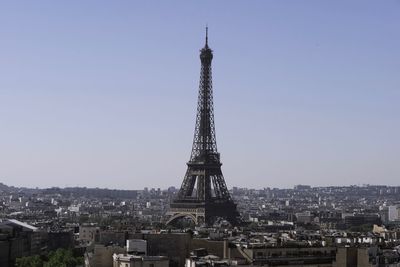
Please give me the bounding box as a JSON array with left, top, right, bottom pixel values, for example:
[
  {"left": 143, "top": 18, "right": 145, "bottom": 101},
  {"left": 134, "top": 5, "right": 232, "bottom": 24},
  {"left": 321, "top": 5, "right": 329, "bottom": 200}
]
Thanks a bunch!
[
  {"left": 85, "top": 244, "right": 126, "bottom": 267},
  {"left": 131, "top": 233, "right": 192, "bottom": 267},
  {"left": 242, "top": 246, "right": 337, "bottom": 266},
  {"left": 0, "top": 219, "right": 46, "bottom": 267},
  {"left": 127, "top": 239, "right": 147, "bottom": 255},
  {"left": 113, "top": 254, "right": 169, "bottom": 267},
  {"left": 167, "top": 28, "right": 239, "bottom": 226},
  {"left": 344, "top": 214, "right": 381, "bottom": 228},
  {"left": 389, "top": 205, "right": 400, "bottom": 221},
  {"left": 79, "top": 224, "right": 100, "bottom": 243},
  {"left": 295, "top": 211, "right": 315, "bottom": 224},
  {"left": 332, "top": 246, "right": 386, "bottom": 267}
]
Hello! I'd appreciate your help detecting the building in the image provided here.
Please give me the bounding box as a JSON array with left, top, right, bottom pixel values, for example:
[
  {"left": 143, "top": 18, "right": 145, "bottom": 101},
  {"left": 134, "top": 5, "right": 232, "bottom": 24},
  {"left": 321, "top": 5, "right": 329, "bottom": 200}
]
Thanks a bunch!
[
  {"left": 85, "top": 244, "right": 126, "bottom": 267},
  {"left": 344, "top": 214, "right": 381, "bottom": 229},
  {"left": 388, "top": 205, "right": 400, "bottom": 221},
  {"left": 241, "top": 245, "right": 337, "bottom": 266},
  {"left": 79, "top": 224, "right": 100, "bottom": 243},
  {"left": 0, "top": 219, "right": 43, "bottom": 267},
  {"left": 295, "top": 211, "right": 315, "bottom": 224},
  {"left": 113, "top": 254, "right": 169, "bottom": 267},
  {"left": 185, "top": 248, "right": 232, "bottom": 267},
  {"left": 127, "top": 239, "right": 147, "bottom": 255}
]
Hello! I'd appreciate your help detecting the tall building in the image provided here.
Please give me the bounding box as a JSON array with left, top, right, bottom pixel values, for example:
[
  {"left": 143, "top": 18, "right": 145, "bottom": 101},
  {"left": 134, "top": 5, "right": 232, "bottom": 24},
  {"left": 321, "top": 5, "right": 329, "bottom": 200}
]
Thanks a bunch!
[
  {"left": 166, "top": 29, "right": 240, "bottom": 226},
  {"left": 388, "top": 205, "right": 400, "bottom": 221}
]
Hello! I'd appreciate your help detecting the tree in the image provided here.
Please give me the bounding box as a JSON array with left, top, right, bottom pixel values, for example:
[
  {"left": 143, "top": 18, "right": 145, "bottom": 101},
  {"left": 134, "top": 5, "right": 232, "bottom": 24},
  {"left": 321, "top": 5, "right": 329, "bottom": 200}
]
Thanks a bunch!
[
  {"left": 43, "top": 249, "right": 83, "bottom": 267},
  {"left": 15, "top": 255, "right": 43, "bottom": 267}
]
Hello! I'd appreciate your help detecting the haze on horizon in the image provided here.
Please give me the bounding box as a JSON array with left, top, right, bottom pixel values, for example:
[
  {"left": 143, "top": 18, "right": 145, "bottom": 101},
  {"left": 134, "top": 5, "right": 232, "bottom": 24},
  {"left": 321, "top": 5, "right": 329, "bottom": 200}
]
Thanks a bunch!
[{"left": 0, "top": 1, "right": 399, "bottom": 190}]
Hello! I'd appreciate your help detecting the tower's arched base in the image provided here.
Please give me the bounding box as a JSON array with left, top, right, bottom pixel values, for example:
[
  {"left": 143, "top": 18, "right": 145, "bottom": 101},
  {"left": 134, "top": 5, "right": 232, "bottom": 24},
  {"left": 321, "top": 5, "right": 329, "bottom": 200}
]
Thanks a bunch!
[
  {"left": 166, "top": 200, "right": 239, "bottom": 226},
  {"left": 165, "top": 211, "right": 201, "bottom": 226}
]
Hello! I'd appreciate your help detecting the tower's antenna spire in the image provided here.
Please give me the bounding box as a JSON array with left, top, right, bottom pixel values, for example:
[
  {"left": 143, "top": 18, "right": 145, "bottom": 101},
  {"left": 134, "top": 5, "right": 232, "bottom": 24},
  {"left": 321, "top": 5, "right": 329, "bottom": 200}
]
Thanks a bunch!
[{"left": 205, "top": 25, "right": 208, "bottom": 47}]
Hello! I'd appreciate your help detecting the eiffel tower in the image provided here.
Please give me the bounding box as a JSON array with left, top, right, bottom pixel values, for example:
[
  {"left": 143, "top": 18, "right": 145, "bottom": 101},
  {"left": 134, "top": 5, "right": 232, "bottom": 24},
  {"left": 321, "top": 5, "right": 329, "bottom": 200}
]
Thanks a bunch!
[{"left": 166, "top": 28, "right": 240, "bottom": 226}]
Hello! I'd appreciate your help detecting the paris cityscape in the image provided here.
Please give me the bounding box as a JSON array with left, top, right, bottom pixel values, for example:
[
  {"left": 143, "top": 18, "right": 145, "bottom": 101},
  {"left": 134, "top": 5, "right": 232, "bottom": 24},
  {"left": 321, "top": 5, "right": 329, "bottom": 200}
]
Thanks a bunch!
[{"left": 1, "top": 2, "right": 399, "bottom": 267}]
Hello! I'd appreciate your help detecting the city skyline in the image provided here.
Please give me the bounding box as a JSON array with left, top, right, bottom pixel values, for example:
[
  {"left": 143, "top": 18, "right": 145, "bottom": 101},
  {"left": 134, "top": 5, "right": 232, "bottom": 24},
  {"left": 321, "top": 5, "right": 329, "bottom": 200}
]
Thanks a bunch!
[{"left": 1, "top": 1, "right": 399, "bottom": 189}]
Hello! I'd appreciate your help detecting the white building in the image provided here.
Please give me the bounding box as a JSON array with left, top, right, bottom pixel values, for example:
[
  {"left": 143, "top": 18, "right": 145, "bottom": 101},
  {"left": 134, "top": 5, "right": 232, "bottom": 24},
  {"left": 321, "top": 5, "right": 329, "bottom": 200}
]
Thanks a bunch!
[{"left": 113, "top": 254, "right": 168, "bottom": 267}]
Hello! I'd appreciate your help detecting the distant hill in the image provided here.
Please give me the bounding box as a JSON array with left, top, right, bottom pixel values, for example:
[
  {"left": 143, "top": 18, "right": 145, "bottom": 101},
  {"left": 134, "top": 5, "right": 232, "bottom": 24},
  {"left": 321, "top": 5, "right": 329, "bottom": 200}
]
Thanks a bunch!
[
  {"left": 41, "top": 186, "right": 139, "bottom": 199},
  {"left": 0, "top": 182, "right": 10, "bottom": 191},
  {"left": 0, "top": 182, "right": 139, "bottom": 199}
]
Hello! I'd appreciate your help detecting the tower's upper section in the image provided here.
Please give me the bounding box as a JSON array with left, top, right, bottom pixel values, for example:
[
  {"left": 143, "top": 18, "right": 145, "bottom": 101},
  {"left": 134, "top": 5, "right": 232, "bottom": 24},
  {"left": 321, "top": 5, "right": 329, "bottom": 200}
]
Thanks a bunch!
[
  {"left": 189, "top": 27, "right": 219, "bottom": 163},
  {"left": 200, "top": 27, "right": 213, "bottom": 63}
]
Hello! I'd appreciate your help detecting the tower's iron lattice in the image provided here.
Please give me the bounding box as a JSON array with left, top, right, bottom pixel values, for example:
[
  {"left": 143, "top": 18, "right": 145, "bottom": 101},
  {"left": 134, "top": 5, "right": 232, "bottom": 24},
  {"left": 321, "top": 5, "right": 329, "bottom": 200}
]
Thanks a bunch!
[{"left": 167, "top": 29, "right": 240, "bottom": 226}]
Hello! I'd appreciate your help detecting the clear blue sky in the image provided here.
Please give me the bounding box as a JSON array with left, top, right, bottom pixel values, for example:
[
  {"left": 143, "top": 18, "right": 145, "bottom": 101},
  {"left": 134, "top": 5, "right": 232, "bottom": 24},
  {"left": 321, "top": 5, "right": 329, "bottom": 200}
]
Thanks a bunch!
[{"left": 0, "top": 1, "right": 399, "bottom": 189}]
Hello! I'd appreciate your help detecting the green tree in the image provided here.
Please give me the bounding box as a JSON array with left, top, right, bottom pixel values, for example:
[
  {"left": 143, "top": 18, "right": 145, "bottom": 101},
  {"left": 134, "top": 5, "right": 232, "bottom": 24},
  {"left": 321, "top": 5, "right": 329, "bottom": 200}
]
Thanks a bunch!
[
  {"left": 15, "top": 255, "right": 43, "bottom": 267},
  {"left": 43, "top": 249, "right": 83, "bottom": 267}
]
